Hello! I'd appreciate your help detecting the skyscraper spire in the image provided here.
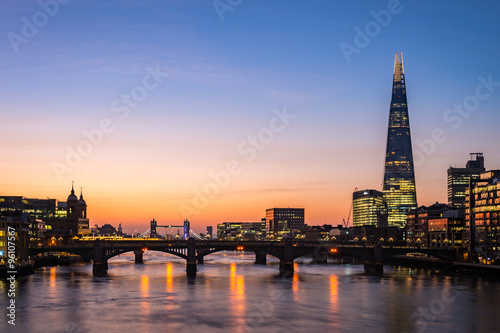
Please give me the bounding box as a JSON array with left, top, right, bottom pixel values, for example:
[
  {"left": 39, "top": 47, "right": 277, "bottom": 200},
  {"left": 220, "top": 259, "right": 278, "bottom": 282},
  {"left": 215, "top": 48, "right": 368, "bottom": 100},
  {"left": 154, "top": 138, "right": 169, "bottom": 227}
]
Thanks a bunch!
[
  {"left": 383, "top": 52, "right": 417, "bottom": 228},
  {"left": 393, "top": 52, "right": 404, "bottom": 83}
]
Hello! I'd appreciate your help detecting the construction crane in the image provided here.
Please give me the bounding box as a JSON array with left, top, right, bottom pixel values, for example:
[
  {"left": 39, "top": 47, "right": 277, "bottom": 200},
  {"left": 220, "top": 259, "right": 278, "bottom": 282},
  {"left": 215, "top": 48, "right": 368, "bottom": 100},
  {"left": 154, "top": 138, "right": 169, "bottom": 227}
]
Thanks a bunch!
[{"left": 342, "top": 187, "right": 357, "bottom": 228}]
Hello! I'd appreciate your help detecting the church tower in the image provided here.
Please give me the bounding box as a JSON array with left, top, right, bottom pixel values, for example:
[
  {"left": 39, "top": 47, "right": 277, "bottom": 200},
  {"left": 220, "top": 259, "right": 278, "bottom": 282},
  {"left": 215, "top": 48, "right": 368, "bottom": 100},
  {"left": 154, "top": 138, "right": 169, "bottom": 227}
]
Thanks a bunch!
[{"left": 67, "top": 183, "right": 79, "bottom": 222}]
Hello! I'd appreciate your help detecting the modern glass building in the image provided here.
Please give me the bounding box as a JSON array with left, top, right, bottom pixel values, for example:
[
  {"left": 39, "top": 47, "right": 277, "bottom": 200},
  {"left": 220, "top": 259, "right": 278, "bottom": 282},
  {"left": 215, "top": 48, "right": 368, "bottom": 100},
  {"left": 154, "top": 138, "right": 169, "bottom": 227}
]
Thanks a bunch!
[
  {"left": 383, "top": 52, "right": 417, "bottom": 228},
  {"left": 266, "top": 208, "right": 305, "bottom": 239},
  {"left": 447, "top": 153, "right": 485, "bottom": 208},
  {"left": 352, "top": 189, "right": 388, "bottom": 227},
  {"left": 465, "top": 170, "right": 500, "bottom": 263}
]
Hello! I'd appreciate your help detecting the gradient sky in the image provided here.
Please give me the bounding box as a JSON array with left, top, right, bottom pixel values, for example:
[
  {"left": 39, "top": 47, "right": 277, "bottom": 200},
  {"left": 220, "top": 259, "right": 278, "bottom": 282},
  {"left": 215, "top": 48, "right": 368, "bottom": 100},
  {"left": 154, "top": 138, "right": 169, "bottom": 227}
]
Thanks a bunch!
[{"left": 1, "top": 0, "right": 500, "bottom": 234}]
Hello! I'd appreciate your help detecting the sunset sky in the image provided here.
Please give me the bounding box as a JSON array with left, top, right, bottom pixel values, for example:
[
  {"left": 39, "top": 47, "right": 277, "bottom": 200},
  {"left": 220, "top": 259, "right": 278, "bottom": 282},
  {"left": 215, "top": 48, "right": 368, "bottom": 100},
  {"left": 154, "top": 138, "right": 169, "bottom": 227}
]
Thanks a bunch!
[{"left": 1, "top": 1, "right": 500, "bottom": 234}]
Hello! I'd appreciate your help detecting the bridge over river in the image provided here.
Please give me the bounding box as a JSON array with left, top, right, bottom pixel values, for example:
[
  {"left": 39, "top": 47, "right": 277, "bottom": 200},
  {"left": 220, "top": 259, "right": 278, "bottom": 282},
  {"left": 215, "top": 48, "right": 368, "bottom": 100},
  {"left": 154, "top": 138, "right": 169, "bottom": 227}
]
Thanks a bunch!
[{"left": 29, "top": 239, "right": 463, "bottom": 276}]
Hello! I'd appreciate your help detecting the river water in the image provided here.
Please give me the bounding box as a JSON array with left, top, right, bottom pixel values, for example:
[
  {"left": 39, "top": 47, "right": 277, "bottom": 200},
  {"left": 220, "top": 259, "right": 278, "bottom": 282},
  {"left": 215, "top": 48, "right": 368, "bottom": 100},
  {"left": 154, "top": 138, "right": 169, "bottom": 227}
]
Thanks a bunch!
[{"left": 1, "top": 252, "right": 499, "bottom": 333}]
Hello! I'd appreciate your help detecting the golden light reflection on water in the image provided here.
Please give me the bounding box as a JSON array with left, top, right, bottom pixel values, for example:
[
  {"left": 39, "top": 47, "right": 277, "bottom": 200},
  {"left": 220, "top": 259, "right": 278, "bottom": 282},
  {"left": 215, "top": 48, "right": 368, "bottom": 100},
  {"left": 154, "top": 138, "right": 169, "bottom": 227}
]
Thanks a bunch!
[
  {"left": 229, "top": 263, "right": 245, "bottom": 328},
  {"left": 141, "top": 274, "right": 150, "bottom": 307},
  {"left": 140, "top": 274, "right": 151, "bottom": 332},
  {"left": 329, "top": 275, "right": 338, "bottom": 313},
  {"left": 49, "top": 267, "right": 57, "bottom": 292},
  {"left": 293, "top": 263, "right": 299, "bottom": 300},
  {"left": 166, "top": 263, "right": 173, "bottom": 293}
]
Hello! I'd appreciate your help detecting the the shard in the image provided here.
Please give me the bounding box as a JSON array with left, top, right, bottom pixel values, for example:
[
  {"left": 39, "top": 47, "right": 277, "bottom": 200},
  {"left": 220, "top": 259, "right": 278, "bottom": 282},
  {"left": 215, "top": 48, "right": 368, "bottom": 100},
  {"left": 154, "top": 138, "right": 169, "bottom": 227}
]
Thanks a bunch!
[{"left": 383, "top": 52, "right": 417, "bottom": 228}]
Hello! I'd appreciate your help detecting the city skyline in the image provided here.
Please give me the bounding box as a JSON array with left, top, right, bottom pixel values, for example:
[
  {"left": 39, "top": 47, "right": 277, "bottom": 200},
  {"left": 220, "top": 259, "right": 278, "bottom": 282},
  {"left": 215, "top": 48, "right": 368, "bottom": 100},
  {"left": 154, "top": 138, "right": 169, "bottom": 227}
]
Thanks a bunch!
[{"left": 2, "top": 1, "right": 500, "bottom": 233}]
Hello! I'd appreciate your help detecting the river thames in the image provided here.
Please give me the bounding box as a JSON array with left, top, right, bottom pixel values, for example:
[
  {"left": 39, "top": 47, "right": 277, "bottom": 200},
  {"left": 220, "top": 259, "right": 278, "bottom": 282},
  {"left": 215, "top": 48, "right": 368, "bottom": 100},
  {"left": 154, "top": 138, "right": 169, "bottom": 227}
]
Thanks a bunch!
[{"left": 1, "top": 252, "right": 499, "bottom": 333}]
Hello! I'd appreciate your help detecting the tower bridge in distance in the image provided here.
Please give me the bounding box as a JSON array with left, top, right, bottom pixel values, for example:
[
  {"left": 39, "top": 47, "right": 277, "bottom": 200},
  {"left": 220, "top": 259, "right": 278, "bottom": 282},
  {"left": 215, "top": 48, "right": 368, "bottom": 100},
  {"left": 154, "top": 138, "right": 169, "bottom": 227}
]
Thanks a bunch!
[{"left": 29, "top": 239, "right": 464, "bottom": 277}]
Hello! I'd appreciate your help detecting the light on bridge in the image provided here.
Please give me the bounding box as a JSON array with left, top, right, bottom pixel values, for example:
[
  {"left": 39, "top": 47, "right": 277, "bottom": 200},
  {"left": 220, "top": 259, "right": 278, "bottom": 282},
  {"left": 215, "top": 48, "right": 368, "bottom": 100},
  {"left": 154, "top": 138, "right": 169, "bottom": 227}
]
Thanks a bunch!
[
  {"left": 236, "top": 246, "right": 244, "bottom": 251},
  {"left": 330, "top": 248, "right": 338, "bottom": 253}
]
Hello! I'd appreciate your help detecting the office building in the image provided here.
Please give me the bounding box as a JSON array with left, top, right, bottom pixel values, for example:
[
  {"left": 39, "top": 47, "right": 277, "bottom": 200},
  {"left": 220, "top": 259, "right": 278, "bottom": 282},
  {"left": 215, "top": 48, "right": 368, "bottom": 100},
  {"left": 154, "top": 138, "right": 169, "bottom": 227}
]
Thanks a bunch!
[
  {"left": 266, "top": 208, "right": 305, "bottom": 239},
  {"left": 465, "top": 170, "right": 500, "bottom": 263},
  {"left": 447, "top": 153, "right": 485, "bottom": 208},
  {"left": 406, "top": 202, "right": 449, "bottom": 247},
  {"left": 352, "top": 189, "right": 388, "bottom": 227}
]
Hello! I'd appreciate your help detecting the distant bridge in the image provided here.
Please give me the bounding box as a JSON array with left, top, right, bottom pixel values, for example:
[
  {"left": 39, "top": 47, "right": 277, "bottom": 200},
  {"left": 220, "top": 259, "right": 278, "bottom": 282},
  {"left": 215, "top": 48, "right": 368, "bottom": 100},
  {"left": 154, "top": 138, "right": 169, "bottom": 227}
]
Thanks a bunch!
[{"left": 29, "top": 239, "right": 463, "bottom": 277}]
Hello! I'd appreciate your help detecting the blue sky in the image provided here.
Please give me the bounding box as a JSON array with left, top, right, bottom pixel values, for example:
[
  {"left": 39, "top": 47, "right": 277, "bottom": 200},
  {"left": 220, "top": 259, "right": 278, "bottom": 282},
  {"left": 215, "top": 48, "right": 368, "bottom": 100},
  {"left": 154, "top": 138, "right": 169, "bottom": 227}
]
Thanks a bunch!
[{"left": 1, "top": 0, "right": 499, "bottom": 232}]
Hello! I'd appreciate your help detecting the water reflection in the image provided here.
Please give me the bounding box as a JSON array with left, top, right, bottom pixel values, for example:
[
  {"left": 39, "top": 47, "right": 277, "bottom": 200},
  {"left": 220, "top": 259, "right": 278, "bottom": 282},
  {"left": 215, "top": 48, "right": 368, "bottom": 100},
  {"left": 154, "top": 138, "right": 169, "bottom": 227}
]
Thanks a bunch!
[
  {"left": 8, "top": 253, "right": 500, "bottom": 333},
  {"left": 49, "top": 266, "right": 57, "bottom": 294},
  {"left": 230, "top": 263, "right": 246, "bottom": 329},
  {"left": 166, "top": 262, "right": 173, "bottom": 293},
  {"left": 293, "top": 263, "right": 299, "bottom": 300},
  {"left": 140, "top": 274, "right": 150, "bottom": 331},
  {"left": 329, "top": 275, "right": 338, "bottom": 312}
]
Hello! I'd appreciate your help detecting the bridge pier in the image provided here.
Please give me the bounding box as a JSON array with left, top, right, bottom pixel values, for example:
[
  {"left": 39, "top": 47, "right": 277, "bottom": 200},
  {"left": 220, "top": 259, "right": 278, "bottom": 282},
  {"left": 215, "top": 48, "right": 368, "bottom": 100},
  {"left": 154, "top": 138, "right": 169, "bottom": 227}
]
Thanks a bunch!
[
  {"left": 186, "top": 238, "right": 197, "bottom": 277},
  {"left": 92, "top": 239, "right": 107, "bottom": 276},
  {"left": 279, "top": 238, "right": 294, "bottom": 277},
  {"left": 198, "top": 255, "right": 204, "bottom": 265},
  {"left": 279, "top": 260, "right": 294, "bottom": 276},
  {"left": 93, "top": 260, "right": 108, "bottom": 276},
  {"left": 134, "top": 249, "right": 144, "bottom": 264},
  {"left": 364, "top": 242, "right": 383, "bottom": 275},
  {"left": 255, "top": 251, "right": 267, "bottom": 265},
  {"left": 312, "top": 246, "right": 328, "bottom": 264},
  {"left": 364, "top": 260, "right": 383, "bottom": 275}
]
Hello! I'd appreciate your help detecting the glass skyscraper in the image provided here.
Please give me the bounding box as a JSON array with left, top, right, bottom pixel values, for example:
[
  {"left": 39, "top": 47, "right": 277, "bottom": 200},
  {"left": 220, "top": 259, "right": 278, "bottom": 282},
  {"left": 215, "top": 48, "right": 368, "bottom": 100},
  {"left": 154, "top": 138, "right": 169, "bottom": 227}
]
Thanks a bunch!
[
  {"left": 352, "top": 189, "right": 388, "bottom": 227},
  {"left": 447, "top": 153, "right": 485, "bottom": 208},
  {"left": 383, "top": 53, "right": 417, "bottom": 228}
]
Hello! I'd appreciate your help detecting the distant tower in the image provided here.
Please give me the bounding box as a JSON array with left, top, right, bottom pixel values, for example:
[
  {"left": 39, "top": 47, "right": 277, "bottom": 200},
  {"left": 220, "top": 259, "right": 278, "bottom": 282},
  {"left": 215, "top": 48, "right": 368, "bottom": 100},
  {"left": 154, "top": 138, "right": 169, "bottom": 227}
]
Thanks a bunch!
[
  {"left": 67, "top": 182, "right": 79, "bottom": 222},
  {"left": 383, "top": 53, "right": 417, "bottom": 228},
  {"left": 150, "top": 218, "right": 158, "bottom": 238},
  {"left": 183, "top": 219, "right": 190, "bottom": 239},
  {"left": 78, "top": 188, "right": 87, "bottom": 219}
]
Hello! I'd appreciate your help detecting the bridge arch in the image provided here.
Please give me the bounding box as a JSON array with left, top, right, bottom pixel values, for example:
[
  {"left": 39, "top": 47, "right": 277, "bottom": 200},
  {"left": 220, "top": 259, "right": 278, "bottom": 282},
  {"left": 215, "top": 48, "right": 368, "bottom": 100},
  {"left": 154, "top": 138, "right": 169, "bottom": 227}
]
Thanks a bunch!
[
  {"left": 291, "top": 247, "right": 373, "bottom": 261},
  {"left": 198, "top": 247, "right": 283, "bottom": 261},
  {"left": 104, "top": 248, "right": 188, "bottom": 261},
  {"left": 29, "top": 248, "right": 93, "bottom": 261},
  {"left": 380, "top": 248, "right": 456, "bottom": 263}
]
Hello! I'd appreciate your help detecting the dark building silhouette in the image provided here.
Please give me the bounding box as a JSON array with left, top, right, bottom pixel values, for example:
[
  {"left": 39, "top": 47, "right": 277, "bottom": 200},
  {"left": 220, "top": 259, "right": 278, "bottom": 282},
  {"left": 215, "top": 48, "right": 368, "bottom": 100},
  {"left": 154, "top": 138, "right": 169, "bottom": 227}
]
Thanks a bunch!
[
  {"left": 447, "top": 153, "right": 485, "bottom": 208},
  {"left": 383, "top": 52, "right": 417, "bottom": 228},
  {"left": 0, "top": 196, "right": 58, "bottom": 219},
  {"left": 0, "top": 213, "right": 31, "bottom": 265}
]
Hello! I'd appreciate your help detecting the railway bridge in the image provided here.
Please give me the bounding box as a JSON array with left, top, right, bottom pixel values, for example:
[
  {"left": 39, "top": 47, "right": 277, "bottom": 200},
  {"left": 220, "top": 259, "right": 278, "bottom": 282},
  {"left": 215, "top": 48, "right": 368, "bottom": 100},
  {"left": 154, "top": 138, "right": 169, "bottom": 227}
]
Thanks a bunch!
[{"left": 29, "top": 239, "right": 462, "bottom": 276}]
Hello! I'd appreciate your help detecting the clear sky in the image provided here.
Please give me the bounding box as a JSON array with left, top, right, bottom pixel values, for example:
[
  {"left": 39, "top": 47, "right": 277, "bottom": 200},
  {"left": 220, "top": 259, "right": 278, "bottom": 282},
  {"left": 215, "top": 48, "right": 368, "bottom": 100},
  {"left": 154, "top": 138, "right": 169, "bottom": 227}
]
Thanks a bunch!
[{"left": 1, "top": 0, "right": 500, "bottom": 234}]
